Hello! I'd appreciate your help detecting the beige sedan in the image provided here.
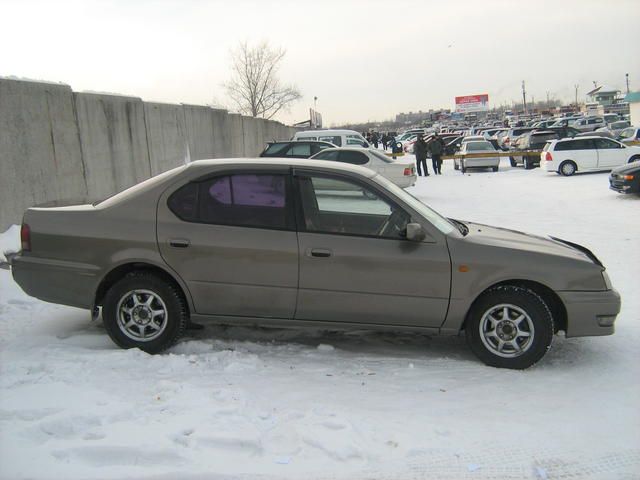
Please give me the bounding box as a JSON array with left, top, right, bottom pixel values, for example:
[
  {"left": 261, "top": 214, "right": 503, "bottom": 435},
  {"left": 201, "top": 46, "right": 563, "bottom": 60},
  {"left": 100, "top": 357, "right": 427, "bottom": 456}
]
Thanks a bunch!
[{"left": 12, "top": 159, "right": 620, "bottom": 369}]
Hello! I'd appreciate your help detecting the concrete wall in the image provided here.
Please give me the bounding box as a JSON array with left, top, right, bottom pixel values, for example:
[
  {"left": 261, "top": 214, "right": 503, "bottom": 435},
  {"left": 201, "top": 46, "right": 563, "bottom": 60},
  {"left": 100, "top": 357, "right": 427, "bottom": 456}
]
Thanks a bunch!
[{"left": 0, "top": 77, "right": 297, "bottom": 229}]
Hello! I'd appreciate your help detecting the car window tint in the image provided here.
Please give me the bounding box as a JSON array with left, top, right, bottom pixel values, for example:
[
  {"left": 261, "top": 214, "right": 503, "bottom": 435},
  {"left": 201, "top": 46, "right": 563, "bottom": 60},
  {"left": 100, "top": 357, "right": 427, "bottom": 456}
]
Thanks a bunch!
[
  {"left": 556, "top": 139, "right": 595, "bottom": 151},
  {"left": 594, "top": 138, "right": 621, "bottom": 149},
  {"left": 337, "top": 151, "right": 369, "bottom": 165},
  {"left": 287, "top": 143, "right": 312, "bottom": 157},
  {"left": 297, "top": 175, "right": 408, "bottom": 239},
  {"left": 199, "top": 174, "right": 289, "bottom": 229},
  {"left": 313, "top": 150, "right": 340, "bottom": 161},
  {"left": 168, "top": 182, "right": 198, "bottom": 221},
  {"left": 263, "top": 143, "right": 289, "bottom": 156},
  {"left": 318, "top": 136, "right": 342, "bottom": 146}
]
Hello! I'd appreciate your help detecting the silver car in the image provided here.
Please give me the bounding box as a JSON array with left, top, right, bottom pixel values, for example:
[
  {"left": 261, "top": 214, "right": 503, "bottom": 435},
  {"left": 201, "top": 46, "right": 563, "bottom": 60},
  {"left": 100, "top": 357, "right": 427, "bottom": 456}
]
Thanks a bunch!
[{"left": 11, "top": 159, "right": 620, "bottom": 369}]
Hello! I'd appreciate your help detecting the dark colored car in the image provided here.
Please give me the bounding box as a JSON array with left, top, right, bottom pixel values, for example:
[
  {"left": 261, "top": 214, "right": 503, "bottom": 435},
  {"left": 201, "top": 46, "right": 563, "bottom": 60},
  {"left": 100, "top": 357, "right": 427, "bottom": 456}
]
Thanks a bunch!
[
  {"left": 260, "top": 141, "right": 335, "bottom": 158},
  {"left": 511, "top": 131, "right": 560, "bottom": 169},
  {"left": 609, "top": 161, "right": 640, "bottom": 194},
  {"left": 545, "top": 126, "right": 580, "bottom": 139}
]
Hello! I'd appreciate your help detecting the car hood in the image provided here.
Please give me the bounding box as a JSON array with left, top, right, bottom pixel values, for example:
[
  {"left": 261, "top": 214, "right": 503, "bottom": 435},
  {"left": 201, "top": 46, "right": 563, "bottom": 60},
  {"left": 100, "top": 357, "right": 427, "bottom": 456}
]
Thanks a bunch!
[
  {"left": 611, "top": 160, "right": 640, "bottom": 174},
  {"left": 459, "top": 221, "right": 600, "bottom": 266}
]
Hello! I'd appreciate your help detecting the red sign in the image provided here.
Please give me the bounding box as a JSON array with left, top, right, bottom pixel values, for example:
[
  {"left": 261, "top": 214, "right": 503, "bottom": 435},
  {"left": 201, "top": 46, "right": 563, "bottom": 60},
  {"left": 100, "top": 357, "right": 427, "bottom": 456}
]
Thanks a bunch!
[{"left": 455, "top": 94, "right": 489, "bottom": 112}]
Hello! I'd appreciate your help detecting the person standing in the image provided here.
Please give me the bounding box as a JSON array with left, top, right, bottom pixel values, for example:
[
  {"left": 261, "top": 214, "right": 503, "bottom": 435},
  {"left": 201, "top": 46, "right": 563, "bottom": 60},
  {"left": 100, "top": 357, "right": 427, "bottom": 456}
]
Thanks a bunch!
[
  {"left": 372, "top": 132, "right": 379, "bottom": 149},
  {"left": 413, "top": 135, "right": 429, "bottom": 177},
  {"left": 430, "top": 132, "right": 445, "bottom": 175}
]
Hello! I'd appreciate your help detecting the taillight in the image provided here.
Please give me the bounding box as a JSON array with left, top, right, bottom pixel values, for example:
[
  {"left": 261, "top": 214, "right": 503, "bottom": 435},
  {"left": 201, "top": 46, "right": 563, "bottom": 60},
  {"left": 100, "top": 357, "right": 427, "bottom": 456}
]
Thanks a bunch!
[
  {"left": 21, "top": 223, "right": 31, "bottom": 252},
  {"left": 545, "top": 152, "right": 553, "bottom": 161},
  {"left": 404, "top": 168, "right": 412, "bottom": 176}
]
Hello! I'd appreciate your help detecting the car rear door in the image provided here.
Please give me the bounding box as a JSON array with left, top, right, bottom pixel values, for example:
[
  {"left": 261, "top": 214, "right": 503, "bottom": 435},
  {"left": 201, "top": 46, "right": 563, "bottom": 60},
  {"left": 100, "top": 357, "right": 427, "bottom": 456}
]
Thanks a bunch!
[
  {"left": 157, "top": 167, "right": 299, "bottom": 319},
  {"left": 293, "top": 170, "right": 451, "bottom": 328},
  {"left": 594, "top": 138, "right": 627, "bottom": 168}
]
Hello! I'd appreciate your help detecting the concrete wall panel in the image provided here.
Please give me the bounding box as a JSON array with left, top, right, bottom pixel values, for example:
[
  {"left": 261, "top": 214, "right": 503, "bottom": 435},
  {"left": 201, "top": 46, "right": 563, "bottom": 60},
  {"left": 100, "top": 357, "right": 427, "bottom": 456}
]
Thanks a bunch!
[
  {"left": 74, "top": 92, "right": 151, "bottom": 200},
  {"left": 144, "top": 102, "right": 188, "bottom": 176},
  {"left": 0, "top": 79, "right": 86, "bottom": 229},
  {"left": 182, "top": 104, "right": 216, "bottom": 160}
]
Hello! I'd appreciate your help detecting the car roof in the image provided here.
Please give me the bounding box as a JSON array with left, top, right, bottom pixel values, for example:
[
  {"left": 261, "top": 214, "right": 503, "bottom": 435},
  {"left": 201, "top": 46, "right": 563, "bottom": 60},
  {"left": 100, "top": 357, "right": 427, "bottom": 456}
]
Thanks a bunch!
[
  {"left": 295, "top": 129, "right": 361, "bottom": 135},
  {"left": 268, "top": 140, "right": 333, "bottom": 145},
  {"left": 185, "top": 158, "right": 377, "bottom": 177}
]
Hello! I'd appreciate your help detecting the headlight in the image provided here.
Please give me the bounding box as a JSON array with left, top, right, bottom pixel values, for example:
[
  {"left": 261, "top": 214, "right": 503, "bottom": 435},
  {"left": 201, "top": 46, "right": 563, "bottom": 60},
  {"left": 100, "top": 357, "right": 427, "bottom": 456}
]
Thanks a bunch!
[{"left": 602, "top": 270, "right": 613, "bottom": 290}]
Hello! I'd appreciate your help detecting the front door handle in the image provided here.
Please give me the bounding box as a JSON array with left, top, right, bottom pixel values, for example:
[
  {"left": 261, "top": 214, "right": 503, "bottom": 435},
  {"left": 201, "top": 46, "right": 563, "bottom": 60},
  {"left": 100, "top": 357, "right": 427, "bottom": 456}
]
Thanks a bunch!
[
  {"left": 307, "top": 248, "right": 332, "bottom": 258},
  {"left": 169, "top": 239, "right": 190, "bottom": 248}
]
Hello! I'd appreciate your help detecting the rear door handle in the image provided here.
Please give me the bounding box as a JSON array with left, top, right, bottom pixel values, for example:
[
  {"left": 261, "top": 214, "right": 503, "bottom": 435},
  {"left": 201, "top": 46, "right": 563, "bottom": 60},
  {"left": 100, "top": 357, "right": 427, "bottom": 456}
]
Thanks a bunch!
[
  {"left": 307, "top": 248, "right": 332, "bottom": 258},
  {"left": 169, "top": 239, "right": 190, "bottom": 248}
]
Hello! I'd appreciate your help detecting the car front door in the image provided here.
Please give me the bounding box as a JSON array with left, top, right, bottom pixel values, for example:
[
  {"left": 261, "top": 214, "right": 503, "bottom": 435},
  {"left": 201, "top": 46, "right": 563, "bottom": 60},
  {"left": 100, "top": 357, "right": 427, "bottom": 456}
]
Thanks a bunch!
[
  {"left": 157, "top": 168, "right": 299, "bottom": 319},
  {"left": 293, "top": 171, "right": 451, "bottom": 328},
  {"left": 594, "top": 138, "right": 626, "bottom": 168}
]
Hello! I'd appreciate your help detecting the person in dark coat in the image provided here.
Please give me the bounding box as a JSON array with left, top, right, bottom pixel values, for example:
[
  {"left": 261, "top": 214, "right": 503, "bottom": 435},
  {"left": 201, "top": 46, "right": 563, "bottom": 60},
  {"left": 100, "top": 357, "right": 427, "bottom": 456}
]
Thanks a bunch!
[
  {"left": 371, "top": 132, "right": 379, "bottom": 149},
  {"left": 429, "top": 132, "right": 445, "bottom": 175},
  {"left": 413, "top": 135, "right": 429, "bottom": 176}
]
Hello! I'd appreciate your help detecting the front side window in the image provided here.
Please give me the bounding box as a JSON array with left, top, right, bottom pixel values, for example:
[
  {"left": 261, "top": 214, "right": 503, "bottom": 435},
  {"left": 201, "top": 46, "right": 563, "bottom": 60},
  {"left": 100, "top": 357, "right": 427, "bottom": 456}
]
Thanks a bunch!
[
  {"left": 297, "top": 175, "right": 409, "bottom": 239},
  {"left": 594, "top": 138, "right": 622, "bottom": 149},
  {"left": 169, "top": 174, "right": 291, "bottom": 230}
]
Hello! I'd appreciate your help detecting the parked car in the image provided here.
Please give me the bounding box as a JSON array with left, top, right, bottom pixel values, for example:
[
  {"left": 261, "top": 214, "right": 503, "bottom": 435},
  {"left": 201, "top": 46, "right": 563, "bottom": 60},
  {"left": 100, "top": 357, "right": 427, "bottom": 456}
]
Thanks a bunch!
[
  {"left": 293, "top": 129, "right": 369, "bottom": 148},
  {"left": 540, "top": 137, "right": 640, "bottom": 176},
  {"left": 617, "top": 126, "right": 640, "bottom": 145},
  {"left": 609, "top": 160, "right": 640, "bottom": 195},
  {"left": 544, "top": 125, "right": 580, "bottom": 139},
  {"left": 499, "top": 127, "right": 536, "bottom": 150},
  {"left": 11, "top": 158, "right": 620, "bottom": 369},
  {"left": 260, "top": 141, "right": 335, "bottom": 158},
  {"left": 570, "top": 116, "right": 606, "bottom": 132},
  {"left": 603, "top": 121, "right": 631, "bottom": 137},
  {"left": 310, "top": 147, "right": 417, "bottom": 188},
  {"left": 458, "top": 141, "right": 500, "bottom": 173},
  {"left": 511, "top": 131, "right": 560, "bottom": 169}
]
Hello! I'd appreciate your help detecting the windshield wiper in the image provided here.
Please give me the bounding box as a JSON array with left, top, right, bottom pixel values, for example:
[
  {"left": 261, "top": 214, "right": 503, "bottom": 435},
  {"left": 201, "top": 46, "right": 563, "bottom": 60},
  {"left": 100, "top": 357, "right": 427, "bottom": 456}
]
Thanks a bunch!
[{"left": 449, "top": 218, "right": 469, "bottom": 236}]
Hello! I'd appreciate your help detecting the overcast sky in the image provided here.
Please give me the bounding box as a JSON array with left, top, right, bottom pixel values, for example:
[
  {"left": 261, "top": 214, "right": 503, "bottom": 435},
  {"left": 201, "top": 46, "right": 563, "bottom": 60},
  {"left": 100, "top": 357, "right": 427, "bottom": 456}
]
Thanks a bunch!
[{"left": 1, "top": 0, "right": 638, "bottom": 125}]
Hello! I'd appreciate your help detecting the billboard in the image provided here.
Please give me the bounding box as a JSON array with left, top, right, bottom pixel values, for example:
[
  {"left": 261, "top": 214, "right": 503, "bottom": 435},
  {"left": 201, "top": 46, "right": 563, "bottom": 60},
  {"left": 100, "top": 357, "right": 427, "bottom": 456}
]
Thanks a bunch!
[{"left": 455, "top": 94, "right": 489, "bottom": 113}]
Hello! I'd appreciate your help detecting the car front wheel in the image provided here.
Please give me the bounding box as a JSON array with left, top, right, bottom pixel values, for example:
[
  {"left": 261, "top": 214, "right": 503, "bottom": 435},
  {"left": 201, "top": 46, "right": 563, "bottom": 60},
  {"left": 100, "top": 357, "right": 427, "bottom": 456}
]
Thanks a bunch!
[
  {"left": 102, "top": 272, "right": 187, "bottom": 353},
  {"left": 465, "top": 285, "right": 553, "bottom": 369}
]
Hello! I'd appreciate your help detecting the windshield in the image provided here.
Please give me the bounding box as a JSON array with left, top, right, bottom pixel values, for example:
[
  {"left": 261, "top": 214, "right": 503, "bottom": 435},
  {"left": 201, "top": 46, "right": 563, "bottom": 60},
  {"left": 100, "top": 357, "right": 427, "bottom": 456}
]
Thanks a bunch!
[
  {"left": 618, "top": 128, "right": 634, "bottom": 139},
  {"left": 371, "top": 174, "right": 455, "bottom": 234},
  {"left": 466, "top": 141, "right": 494, "bottom": 151}
]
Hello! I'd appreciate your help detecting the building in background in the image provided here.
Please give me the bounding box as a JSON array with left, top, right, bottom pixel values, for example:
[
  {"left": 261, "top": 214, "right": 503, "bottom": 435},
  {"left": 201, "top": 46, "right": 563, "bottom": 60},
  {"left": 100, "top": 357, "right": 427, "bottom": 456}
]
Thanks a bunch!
[{"left": 625, "top": 91, "right": 640, "bottom": 125}]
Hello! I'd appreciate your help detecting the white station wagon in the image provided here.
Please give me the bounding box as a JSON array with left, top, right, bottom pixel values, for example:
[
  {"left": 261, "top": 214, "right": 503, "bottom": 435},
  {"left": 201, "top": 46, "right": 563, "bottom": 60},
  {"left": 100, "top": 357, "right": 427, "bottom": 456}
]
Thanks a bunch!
[{"left": 541, "top": 137, "right": 640, "bottom": 176}]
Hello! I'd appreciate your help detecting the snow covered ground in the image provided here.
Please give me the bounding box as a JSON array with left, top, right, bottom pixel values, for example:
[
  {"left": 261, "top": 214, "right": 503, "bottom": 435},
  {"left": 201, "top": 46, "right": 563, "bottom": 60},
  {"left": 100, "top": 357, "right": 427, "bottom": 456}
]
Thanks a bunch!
[{"left": 1, "top": 158, "right": 639, "bottom": 480}]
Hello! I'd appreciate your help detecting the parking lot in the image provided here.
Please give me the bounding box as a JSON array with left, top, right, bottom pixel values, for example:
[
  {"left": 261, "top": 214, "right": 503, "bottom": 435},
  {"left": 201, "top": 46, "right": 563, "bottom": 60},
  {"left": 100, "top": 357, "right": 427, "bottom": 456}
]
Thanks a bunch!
[{"left": 1, "top": 158, "right": 638, "bottom": 480}]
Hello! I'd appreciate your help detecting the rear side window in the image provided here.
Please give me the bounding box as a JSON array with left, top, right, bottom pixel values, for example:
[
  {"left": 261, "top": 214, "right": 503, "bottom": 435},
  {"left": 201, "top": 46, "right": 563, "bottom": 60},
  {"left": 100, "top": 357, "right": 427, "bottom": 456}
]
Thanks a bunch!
[
  {"left": 338, "top": 151, "right": 369, "bottom": 165},
  {"left": 313, "top": 150, "right": 340, "bottom": 161},
  {"left": 555, "top": 139, "right": 595, "bottom": 151},
  {"left": 263, "top": 143, "right": 290, "bottom": 156},
  {"left": 287, "top": 143, "right": 312, "bottom": 157},
  {"left": 168, "top": 174, "right": 292, "bottom": 230},
  {"left": 318, "top": 135, "right": 342, "bottom": 146}
]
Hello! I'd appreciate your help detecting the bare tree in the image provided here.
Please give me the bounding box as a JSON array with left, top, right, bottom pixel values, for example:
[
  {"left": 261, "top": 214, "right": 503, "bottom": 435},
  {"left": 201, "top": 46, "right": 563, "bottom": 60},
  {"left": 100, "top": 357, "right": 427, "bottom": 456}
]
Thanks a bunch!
[{"left": 224, "top": 41, "right": 302, "bottom": 120}]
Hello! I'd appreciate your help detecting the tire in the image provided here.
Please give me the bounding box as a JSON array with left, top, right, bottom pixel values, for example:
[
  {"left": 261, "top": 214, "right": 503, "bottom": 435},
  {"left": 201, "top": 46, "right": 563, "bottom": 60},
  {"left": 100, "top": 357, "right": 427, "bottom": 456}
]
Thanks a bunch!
[
  {"left": 102, "top": 271, "right": 188, "bottom": 353},
  {"left": 465, "top": 285, "right": 554, "bottom": 369},
  {"left": 509, "top": 156, "right": 516, "bottom": 167},
  {"left": 492, "top": 166, "right": 499, "bottom": 172},
  {"left": 454, "top": 161, "right": 459, "bottom": 170},
  {"left": 559, "top": 160, "right": 577, "bottom": 176},
  {"left": 524, "top": 157, "right": 533, "bottom": 170}
]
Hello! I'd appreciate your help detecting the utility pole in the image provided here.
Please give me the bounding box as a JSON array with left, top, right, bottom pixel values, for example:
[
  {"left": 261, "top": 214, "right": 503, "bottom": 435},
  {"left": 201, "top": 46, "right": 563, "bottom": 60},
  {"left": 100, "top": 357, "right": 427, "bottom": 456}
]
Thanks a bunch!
[
  {"left": 522, "top": 81, "right": 527, "bottom": 114},
  {"left": 626, "top": 73, "right": 630, "bottom": 94},
  {"left": 546, "top": 91, "right": 550, "bottom": 108},
  {"left": 574, "top": 84, "right": 579, "bottom": 110}
]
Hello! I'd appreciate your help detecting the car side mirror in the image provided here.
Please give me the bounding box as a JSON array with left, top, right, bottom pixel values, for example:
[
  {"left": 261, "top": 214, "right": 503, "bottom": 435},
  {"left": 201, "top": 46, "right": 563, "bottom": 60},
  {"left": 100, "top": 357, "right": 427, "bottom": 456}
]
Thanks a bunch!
[{"left": 405, "top": 223, "right": 426, "bottom": 242}]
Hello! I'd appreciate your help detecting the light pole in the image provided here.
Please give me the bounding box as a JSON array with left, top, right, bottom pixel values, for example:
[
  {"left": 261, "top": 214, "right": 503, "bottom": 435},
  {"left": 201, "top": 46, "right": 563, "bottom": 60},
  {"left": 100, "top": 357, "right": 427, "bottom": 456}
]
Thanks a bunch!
[
  {"left": 314, "top": 96, "right": 318, "bottom": 111},
  {"left": 626, "top": 74, "right": 630, "bottom": 94}
]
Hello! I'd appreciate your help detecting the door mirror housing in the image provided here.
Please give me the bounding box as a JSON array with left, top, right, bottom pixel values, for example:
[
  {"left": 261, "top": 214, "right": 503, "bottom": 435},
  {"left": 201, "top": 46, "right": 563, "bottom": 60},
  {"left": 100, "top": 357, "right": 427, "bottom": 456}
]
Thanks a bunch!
[{"left": 405, "top": 223, "right": 426, "bottom": 242}]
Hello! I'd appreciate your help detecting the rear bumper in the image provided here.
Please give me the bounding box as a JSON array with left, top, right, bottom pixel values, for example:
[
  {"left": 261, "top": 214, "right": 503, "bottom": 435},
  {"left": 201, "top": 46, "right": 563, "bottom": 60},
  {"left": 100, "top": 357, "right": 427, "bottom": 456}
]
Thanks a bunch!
[
  {"left": 11, "top": 254, "right": 99, "bottom": 309},
  {"left": 559, "top": 289, "right": 621, "bottom": 337}
]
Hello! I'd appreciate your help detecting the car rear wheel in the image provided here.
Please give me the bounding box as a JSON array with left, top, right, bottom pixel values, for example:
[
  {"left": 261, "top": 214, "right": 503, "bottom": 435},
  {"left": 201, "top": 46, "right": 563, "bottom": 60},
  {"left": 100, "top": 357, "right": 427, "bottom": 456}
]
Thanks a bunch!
[
  {"left": 509, "top": 157, "right": 516, "bottom": 167},
  {"left": 102, "top": 272, "right": 187, "bottom": 353},
  {"left": 465, "top": 285, "right": 553, "bottom": 369},
  {"left": 492, "top": 166, "right": 499, "bottom": 172},
  {"left": 524, "top": 157, "right": 533, "bottom": 170},
  {"left": 559, "top": 160, "right": 577, "bottom": 176}
]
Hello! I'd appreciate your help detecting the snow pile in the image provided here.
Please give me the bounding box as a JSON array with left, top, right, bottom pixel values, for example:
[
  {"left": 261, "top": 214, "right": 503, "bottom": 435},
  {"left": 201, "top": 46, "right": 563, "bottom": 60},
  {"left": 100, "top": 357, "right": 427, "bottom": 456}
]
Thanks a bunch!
[
  {"left": 0, "top": 224, "right": 20, "bottom": 263},
  {"left": 1, "top": 159, "right": 639, "bottom": 479}
]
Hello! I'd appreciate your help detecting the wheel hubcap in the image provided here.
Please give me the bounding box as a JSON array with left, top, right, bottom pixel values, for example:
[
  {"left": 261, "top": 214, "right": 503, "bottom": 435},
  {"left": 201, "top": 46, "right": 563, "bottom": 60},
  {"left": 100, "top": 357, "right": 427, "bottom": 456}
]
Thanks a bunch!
[
  {"left": 479, "top": 304, "right": 534, "bottom": 358},
  {"left": 117, "top": 289, "right": 168, "bottom": 342}
]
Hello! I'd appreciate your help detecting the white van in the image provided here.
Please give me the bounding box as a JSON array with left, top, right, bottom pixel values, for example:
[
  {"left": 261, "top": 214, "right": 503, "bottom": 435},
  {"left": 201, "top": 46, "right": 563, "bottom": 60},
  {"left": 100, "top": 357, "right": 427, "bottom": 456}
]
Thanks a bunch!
[{"left": 292, "top": 129, "right": 370, "bottom": 148}]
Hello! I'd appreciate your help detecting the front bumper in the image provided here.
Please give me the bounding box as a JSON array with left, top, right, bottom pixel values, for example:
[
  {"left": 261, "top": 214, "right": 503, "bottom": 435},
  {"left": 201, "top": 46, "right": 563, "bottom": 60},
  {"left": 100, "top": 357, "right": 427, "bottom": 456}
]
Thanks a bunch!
[{"left": 558, "top": 288, "right": 621, "bottom": 337}]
